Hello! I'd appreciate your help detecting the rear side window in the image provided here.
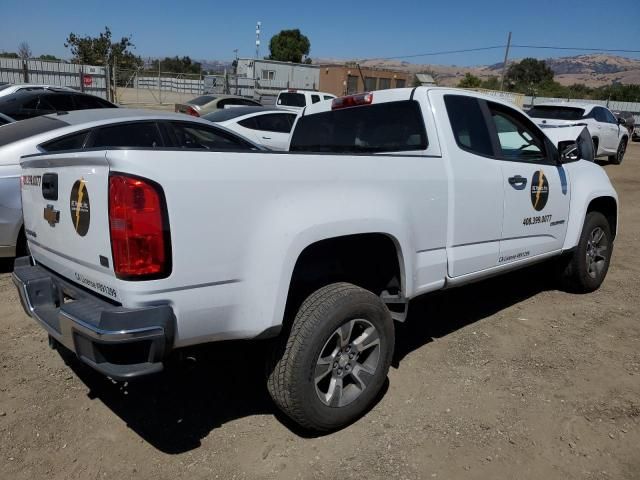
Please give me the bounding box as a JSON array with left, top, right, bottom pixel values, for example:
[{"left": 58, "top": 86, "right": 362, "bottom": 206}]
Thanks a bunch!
[
  {"left": 45, "top": 94, "right": 75, "bottom": 111},
  {"left": 290, "top": 100, "right": 427, "bottom": 153},
  {"left": 41, "top": 131, "right": 89, "bottom": 152},
  {"left": 277, "top": 93, "right": 306, "bottom": 107},
  {"left": 444, "top": 95, "right": 493, "bottom": 157},
  {"left": 311, "top": 95, "right": 321, "bottom": 104},
  {"left": 74, "top": 95, "right": 115, "bottom": 109},
  {"left": 91, "top": 122, "right": 163, "bottom": 148},
  {"left": 323, "top": 95, "right": 334, "bottom": 101},
  {"left": 240, "top": 113, "right": 295, "bottom": 133},
  {"left": 169, "top": 122, "right": 255, "bottom": 150}
]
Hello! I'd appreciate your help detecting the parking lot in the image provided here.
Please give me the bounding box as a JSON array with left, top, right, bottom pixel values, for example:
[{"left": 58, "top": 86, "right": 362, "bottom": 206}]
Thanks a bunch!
[{"left": 0, "top": 143, "right": 638, "bottom": 479}]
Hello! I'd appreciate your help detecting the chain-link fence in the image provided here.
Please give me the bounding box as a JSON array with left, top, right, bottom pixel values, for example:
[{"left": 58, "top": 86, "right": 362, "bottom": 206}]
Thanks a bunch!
[{"left": 112, "top": 63, "right": 315, "bottom": 109}]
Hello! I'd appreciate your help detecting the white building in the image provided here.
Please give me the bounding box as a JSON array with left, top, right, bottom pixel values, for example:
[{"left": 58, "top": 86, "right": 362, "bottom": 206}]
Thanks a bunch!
[{"left": 236, "top": 58, "right": 320, "bottom": 91}]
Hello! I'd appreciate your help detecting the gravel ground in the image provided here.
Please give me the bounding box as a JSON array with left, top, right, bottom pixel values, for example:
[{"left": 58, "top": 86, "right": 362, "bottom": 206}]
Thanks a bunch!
[{"left": 1, "top": 143, "right": 639, "bottom": 480}]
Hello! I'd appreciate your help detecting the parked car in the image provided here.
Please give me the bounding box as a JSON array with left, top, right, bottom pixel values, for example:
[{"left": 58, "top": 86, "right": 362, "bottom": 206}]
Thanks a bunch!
[
  {"left": 0, "top": 108, "right": 262, "bottom": 259},
  {"left": 13, "top": 87, "right": 617, "bottom": 432},
  {"left": 633, "top": 125, "right": 640, "bottom": 142},
  {"left": 203, "top": 106, "right": 297, "bottom": 150},
  {"left": 175, "top": 94, "right": 261, "bottom": 117},
  {"left": 612, "top": 110, "right": 635, "bottom": 136},
  {"left": 275, "top": 89, "right": 336, "bottom": 112},
  {"left": 528, "top": 102, "right": 629, "bottom": 164},
  {"left": 0, "top": 112, "right": 15, "bottom": 126},
  {"left": 0, "top": 88, "right": 117, "bottom": 121},
  {"left": 0, "top": 83, "right": 76, "bottom": 98}
]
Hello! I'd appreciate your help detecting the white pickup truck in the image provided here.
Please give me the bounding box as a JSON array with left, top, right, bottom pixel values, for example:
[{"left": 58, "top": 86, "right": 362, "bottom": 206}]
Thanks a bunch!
[{"left": 13, "top": 87, "right": 618, "bottom": 431}]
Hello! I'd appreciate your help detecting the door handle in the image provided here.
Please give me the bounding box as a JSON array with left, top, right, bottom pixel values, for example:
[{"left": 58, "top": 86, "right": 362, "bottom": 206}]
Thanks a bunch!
[
  {"left": 508, "top": 175, "right": 527, "bottom": 190},
  {"left": 262, "top": 136, "right": 271, "bottom": 140}
]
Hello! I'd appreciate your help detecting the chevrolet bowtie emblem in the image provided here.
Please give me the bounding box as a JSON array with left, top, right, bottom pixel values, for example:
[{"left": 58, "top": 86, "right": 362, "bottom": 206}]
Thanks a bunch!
[{"left": 43, "top": 204, "right": 60, "bottom": 227}]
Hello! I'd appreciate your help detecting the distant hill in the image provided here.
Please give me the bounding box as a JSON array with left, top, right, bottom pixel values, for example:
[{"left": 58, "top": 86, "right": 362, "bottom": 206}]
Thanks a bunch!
[{"left": 313, "top": 54, "right": 640, "bottom": 88}]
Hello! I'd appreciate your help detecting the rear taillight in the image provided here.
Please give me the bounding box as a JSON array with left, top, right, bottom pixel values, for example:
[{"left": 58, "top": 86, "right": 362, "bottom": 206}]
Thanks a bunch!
[
  {"left": 186, "top": 106, "right": 199, "bottom": 117},
  {"left": 109, "top": 174, "right": 171, "bottom": 280},
  {"left": 332, "top": 92, "right": 373, "bottom": 110}
]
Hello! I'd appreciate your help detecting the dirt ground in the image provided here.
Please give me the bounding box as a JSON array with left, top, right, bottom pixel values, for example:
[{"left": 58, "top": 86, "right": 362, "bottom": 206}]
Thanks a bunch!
[{"left": 1, "top": 144, "right": 639, "bottom": 480}]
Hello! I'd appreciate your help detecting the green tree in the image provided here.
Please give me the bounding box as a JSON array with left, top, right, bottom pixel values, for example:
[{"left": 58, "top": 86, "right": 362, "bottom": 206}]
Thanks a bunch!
[
  {"left": 268, "top": 29, "right": 311, "bottom": 63},
  {"left": 150, "top": 56, "right": 201, "bottom": 74},
  {"left": 458, "top": 73, "right": 482, "bottom": 88},
  {"left": 481, "top": 75, "right": 500, "bottom": 90},
  {"left": 38, "top": 54, "right": 61, "bottom": 61},
  {"left": 505, "top": 58, "right": 554, "bottom": 92},
  {"left": 0, "top": 51, "right": 19, "bottom": 58},
  {"left": 64, "top": 26, "right": 142, "bottom": 69}
]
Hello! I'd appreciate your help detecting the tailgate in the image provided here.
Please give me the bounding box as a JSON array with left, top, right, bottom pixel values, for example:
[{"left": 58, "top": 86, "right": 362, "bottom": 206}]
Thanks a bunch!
[{"left": 20, "top": 151, "right": 119, "bottom": 301}]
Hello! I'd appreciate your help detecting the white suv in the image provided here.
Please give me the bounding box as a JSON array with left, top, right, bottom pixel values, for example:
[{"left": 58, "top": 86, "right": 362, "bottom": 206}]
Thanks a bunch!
[
  {"left": 528, "top": 102, "right": 629, "bottom": 164},
  {"left": 275, "top": 89, "right": 336, "bottom": 112}
]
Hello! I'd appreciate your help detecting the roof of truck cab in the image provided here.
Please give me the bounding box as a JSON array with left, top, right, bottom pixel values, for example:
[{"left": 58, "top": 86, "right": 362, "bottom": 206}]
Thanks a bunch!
[{"left": 300, "top": 86, "right": 526, "bottom": 116}]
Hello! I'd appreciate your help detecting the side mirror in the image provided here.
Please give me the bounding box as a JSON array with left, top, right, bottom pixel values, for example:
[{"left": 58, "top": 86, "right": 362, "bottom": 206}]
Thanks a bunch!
[
  {"left": 618, "top": 117, "right": 626, "bottom": 126},
  {"left": 559, "top": 142, "right": 579, "bottom": 163}
]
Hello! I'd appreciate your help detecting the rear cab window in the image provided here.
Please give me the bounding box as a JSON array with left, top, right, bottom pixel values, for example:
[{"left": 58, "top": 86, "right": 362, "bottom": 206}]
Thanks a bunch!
[
  {"left": 290, "top": 100, "right": 427, "bottom": 153},
  {"left": 277, "top": 93, "right": 306, "bottom": 108}
]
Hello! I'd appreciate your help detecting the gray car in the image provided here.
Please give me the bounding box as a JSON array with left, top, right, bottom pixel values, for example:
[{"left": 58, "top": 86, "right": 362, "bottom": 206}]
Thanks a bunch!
[
  {"left": 0, "top": 108, "right": 263, "bottom": 258},
  {"left": 175, "top": 94, "right": 261, "bottom": 117}
]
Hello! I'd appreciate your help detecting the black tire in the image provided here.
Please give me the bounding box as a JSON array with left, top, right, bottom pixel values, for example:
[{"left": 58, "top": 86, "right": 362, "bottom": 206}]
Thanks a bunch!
[
  {"left": 559, "top": 211, "right": 613, "bottom": 293},
  {"left": 266, "top": 282, "right": 394, "bottom": 432},
  {"left": 609, "top": 138, "right": 627, "bottom": 165}
]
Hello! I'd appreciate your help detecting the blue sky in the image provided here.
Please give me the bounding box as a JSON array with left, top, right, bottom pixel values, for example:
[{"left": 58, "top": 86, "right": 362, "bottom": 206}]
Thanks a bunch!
[{"left": 1, "top": 0, "right": 638, "bottom": 65}]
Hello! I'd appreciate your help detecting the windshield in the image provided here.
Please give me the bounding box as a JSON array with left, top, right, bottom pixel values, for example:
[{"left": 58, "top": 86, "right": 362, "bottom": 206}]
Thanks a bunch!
[
  {"left": 290, "top": 100, "right": 427, "bottom": 153},
  {"left": 528, "top": 106, "right": 585, "bottom": 121},
  {"left": 277, "top": 93, "right": 306, "bottom": 107},
  {"left": 188, "top": 95, "right": 217, "bottom": 106}
]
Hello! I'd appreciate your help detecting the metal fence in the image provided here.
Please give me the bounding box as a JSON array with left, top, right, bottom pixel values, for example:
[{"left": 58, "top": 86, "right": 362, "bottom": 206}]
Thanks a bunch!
[
  {"left": 0, "top": 58, "right": 109, "bottom": 99},
  {"left": 111, "top": 69, "right": 294, "bottom": 107}
]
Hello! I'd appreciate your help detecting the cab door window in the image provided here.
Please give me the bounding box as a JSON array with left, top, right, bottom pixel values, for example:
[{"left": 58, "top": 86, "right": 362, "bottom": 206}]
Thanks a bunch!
[{"left": 487, "top": 102, "right": 548, "bottom": 164}]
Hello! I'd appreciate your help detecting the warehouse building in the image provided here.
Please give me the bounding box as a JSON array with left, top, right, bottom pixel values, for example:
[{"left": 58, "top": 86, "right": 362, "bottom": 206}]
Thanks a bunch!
[{"left": 318, "top": 64, "right": 414, "bottom": 96}]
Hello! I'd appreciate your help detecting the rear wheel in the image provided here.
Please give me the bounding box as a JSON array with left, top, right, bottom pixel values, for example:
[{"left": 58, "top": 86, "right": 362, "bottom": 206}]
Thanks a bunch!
[
  {"left": 559, "top": 212, "right": 612, "bottom": 293},
  {"left": 266, "top": 282, "right": 394, "bottom": 431},
  {"left": 609, "top": 138, "right": 627, "bottom": 165}
]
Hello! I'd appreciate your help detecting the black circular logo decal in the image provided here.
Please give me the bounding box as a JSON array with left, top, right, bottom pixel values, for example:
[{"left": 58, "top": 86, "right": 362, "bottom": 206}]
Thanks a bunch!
[
  {"left": 70, "top": 179, "right": 90, "bottom": 236},
  {"left": 530, "top": 170, "right": 549, "bottom": 211}
]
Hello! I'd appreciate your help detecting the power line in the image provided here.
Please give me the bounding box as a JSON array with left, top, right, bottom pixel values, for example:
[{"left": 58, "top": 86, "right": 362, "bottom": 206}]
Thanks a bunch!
[
  {"left": 368, "top": 44, "right": 640, "bottom": 61},
  {"left": 375, "top": 45, "right": 505, "bottom": 60},
  {"left": 512, "top": 45, "right": 640, "bottom": 54}
]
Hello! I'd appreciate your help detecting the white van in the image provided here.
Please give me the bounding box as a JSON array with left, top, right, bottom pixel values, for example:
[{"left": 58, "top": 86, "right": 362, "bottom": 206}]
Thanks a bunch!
[{"left": 275, "top": 89, "right": 336, "bottom": 112}]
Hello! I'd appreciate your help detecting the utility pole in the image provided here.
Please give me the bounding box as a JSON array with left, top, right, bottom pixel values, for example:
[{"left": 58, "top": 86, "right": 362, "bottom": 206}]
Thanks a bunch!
[{"left": 499, "top": 31, "right": 512, "bottom": 92}]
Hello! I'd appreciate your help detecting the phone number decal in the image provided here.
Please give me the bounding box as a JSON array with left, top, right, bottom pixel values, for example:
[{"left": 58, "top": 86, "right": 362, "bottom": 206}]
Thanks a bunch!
[{"left": 523, "top": 214, "right": 552, "bottom": 226}]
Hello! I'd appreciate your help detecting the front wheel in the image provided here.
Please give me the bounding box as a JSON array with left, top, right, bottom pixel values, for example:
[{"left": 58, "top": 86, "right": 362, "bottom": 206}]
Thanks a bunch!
[
  {"left": 266, "top": 283, "right": 394, "bottom": 431},
  {"left": 558, "top": 212, "right": 613, "bottom": 293},
  {"left": 609, "top": 139, "right": 627, "bottom": 165}
]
